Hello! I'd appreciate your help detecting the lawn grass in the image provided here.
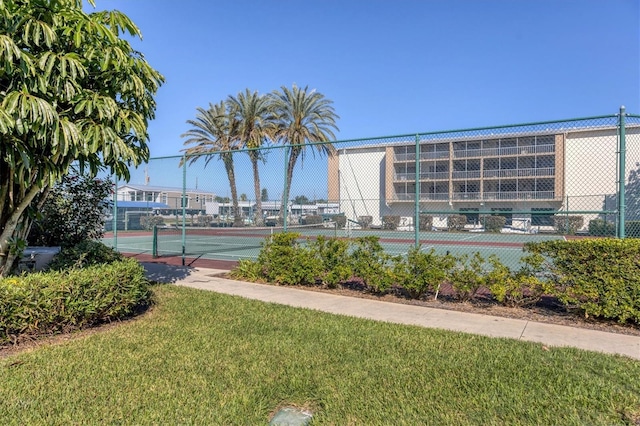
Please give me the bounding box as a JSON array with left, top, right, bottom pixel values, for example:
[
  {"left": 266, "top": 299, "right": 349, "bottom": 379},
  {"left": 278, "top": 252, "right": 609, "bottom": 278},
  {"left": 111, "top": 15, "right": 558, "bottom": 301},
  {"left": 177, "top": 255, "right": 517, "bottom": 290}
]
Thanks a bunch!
[{"left": 1, "top": 284, "right": 639, "bottom": 425}]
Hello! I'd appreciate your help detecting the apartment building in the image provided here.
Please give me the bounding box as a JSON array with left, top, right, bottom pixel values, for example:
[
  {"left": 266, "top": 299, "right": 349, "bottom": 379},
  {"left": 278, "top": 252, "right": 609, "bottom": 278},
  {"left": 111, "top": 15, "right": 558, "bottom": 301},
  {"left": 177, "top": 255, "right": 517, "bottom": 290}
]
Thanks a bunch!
[{"left": 328, "top": 125, "right": 637, "bottom": 230}]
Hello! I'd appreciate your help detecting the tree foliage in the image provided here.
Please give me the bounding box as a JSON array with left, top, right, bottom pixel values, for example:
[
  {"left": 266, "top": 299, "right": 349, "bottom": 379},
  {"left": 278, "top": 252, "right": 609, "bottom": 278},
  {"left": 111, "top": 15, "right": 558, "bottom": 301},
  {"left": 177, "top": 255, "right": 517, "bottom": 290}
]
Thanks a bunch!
[
  {"left": 0, "top": 0, "right": 164, "bottom": 275},
  {"left": 28, "top": 172, "right": 113, "bottom": 248}
]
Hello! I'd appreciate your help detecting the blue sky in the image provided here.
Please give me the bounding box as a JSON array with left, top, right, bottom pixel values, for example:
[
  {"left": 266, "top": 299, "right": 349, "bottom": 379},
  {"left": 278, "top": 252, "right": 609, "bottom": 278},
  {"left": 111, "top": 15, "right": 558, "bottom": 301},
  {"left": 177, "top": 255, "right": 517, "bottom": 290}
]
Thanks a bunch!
[
  {"left": 95, "top": 1, "right": 639, "bottom": 199},
  {"left": 96, "top": 0, "right": 639, "bottom": 158}
]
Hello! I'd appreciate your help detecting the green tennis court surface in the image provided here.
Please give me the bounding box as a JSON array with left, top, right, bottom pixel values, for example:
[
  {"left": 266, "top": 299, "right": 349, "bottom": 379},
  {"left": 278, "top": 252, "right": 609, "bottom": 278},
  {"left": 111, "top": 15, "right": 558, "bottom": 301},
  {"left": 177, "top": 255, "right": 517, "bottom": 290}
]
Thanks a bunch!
[{"left": 106, "top": 226, "right": 565, "bottom": 269}]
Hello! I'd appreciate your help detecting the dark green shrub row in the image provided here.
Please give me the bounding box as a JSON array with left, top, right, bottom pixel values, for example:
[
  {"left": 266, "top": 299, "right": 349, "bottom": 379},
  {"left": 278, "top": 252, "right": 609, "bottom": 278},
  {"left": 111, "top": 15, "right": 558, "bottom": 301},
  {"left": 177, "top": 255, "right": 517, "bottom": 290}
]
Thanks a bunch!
[
  {"left": 140, "top": 215, "right": 165, "bottom": 230},
  {"left": 483, "top": 215, "right": 506, "bottom": 233},
  {"left": 0, "top": 258, "right": 151, "bottom": 344},
  {"left": 552, "top": 215, "right": 584, "bottom": 235},
  {"left": 418, "top": 215, "right": 433, "bottom": 231},
  {"left": 301, "top": 215, "right": 323, "bottom": 225},
  {"left": 382, "top": 215, "right": 400, "bottom": 230},
  {"left": 525, "top": 238, "right": 640, "bottom": 323},
  {"left": 626, "top": 220, "right": 640, "bottom": 237},
  {"left": 47, "top": 241, "right": 123, "bottom": 271},
  {"left": 588, "top": 219, "right": 616, "bottom": 236},
  {"left": 230, "top": 233, "right": 546, "bottom": 304},
  {"left": 231, "top": 233, "right": 640, "bottom": 324},
  {"left": 447, "top": 214, "right": 467, "bottom": 231}
]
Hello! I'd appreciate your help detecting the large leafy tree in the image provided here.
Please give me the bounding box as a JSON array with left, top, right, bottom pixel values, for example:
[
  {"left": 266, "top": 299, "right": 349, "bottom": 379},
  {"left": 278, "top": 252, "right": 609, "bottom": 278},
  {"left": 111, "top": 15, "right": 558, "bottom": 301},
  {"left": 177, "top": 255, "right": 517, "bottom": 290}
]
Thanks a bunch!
[
  {"left": 0, "top": 0, "right": 164, "bottom": 275},
  {"left": 226, "top": 89, "right": 274, "bottom": 226},
  {"left": 181, "top": 102, "right": 243, "bottom": 226},
  {"left": 270, "top": 85, "right": 339, "bottom": 218}
]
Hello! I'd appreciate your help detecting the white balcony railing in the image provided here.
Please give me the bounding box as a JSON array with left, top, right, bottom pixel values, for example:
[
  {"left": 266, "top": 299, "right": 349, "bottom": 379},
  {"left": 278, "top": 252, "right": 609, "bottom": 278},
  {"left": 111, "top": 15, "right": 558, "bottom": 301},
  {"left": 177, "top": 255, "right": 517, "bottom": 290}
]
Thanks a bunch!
[
  {"left": 453, "top": 144, "right": 555, "bottom": 158},
  {"left": 482, "top": 191, "right": 556, "bottom": 200},
  {"left": 483, "top": 167, "right": 555, "bottom": 178},
  {"left": 452, "top": 171, "right": 481, "bottom": 179}
]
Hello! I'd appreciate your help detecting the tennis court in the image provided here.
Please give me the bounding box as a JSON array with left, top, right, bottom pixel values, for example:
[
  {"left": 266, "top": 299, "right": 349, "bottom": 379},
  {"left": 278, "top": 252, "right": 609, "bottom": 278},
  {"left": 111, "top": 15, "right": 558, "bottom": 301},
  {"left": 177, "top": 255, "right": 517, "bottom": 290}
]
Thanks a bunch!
[{"left": 106, "top": 223, "right": 565, "bottom": 269}]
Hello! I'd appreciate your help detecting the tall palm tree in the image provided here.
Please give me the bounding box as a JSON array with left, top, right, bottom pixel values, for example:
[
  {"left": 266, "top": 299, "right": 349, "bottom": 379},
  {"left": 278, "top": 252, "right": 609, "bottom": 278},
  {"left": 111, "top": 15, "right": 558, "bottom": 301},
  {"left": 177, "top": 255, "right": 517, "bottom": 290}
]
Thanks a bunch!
[
  {"left": 270, "top": 84, "right": 339, "bottom": 219},
  {"left": 181, "top": 102, "right": 243, "bottom": 226},
  {"left": 227, "top": 89, "right": 275, "bottom": 226}
]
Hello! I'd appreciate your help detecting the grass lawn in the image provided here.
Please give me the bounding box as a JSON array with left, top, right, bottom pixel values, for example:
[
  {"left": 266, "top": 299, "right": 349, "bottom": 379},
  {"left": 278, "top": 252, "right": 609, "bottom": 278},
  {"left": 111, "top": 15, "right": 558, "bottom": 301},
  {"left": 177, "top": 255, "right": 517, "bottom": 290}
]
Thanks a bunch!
[{"left": 1, "top": 285, "right": 639, "bottom": 425}]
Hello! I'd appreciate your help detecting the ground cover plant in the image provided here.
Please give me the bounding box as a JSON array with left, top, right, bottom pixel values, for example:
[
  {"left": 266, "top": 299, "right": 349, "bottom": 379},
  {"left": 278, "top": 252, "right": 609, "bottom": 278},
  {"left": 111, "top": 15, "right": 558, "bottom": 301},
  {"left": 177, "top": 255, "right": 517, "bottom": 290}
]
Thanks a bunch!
[{"left": 1, "top": 285, "right": 638, "bottom": 425}]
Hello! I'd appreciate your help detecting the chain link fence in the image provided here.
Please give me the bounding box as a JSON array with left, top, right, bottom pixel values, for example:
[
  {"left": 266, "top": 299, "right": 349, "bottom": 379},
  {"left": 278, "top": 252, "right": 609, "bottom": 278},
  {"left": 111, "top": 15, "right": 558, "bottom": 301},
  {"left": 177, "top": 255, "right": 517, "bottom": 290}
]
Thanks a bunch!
[{"left": 107, "top": 109, "right": 640, "bottom": 268}]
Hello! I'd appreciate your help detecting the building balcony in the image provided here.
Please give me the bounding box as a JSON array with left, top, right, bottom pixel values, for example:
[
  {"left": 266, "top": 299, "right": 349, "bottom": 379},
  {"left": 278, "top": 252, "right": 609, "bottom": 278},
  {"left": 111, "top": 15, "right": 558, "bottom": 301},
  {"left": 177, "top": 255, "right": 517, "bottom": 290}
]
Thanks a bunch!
[
  {"left": 452, "top": 192, "right": 482, "bottom": 200},
  {"left": 453, "top": 144, "right": 555, "bottom": 158},
  {"left": 394, "top": 193, "right": 450, "bottom": 201},
  {"left": 483, "top": 167, "right": 555, "bottom": 178},
  {"left": 452, "top": 170, "right": 481, "bottom": 180},
  {"left": 482, "top": 191, "right": 556, "bottom": 200}
]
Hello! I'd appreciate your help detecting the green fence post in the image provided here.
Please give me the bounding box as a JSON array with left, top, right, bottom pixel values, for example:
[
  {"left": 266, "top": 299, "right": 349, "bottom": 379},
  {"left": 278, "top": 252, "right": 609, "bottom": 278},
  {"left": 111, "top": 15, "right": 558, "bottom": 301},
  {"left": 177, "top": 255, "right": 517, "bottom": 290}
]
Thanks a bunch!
[
  {"left": 152, "top": 224, "right": 158, "bottom": 258},
  {"left": 112, "top": 175, "right": 118, "bottom": 249},
  {"left": 182, "top": 155, "right": 187, "bottom": 265},
  {"left": 282, "top": 145, "right": 290, "bottom": 232},
  {"left": 618, "top": 106, "right": 626, "bottom": 239},
  {"left": 414, "top": 134, "right": 420, "bottom": 247}
]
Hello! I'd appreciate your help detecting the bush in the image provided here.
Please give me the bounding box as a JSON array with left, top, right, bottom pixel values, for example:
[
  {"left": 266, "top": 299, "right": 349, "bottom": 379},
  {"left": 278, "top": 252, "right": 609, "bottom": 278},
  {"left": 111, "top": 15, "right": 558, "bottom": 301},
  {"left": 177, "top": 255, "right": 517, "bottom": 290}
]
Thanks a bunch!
[
  {"left": 196, "top": 215, "right": 213, "bottom": 227},
  {"left": 418, "top": 215, "right": 433, "bottom": 231},
  {"left": 525, "top": 238, "right": 640, "bottom": 323},
  {"left": 447, "top": 214, "right": 467, "bottom": 231},
  {"left": 28, "top": 173, "right": 113, "bottom": 248},
  {"left": 485, "top": 254, "right": 552, "bottom": 307},
  {"left": 588, "top": 219, "right": 616, "bottom": 236},
  {"left": 349, "top": 236, "right": 395, "bottom": 293},
  {"left": 0, "top": 258, "right": 151, "bottom": 344},
  {"left": 47, "top": 241, "right": 123, "bottom": 271},
  {"left": 358, "top": 216, "right": 373, "bottom": 229},
  {"left": 382, "top": 216, "right": 400, "bottom": 230},
  {"left": 483, "top": 216, "right": 506, "bottom": 233},
  {"left": 626, "top": 220, "right": 640, "bottom": 237},
  {"left": 393, "top": 246, "right": 455, "bottom": 299},
  {"left": 449, "top": 252, "right": 487, "bottom": 301},
  {"left": 333, "top": 214, "right": 347, "bottom": 229},
  {"left": 256, "top": 233, "right": 321, "bottom": 286},
  {"left": 553, "top": 215, "right": 584, "bottom": 235},
  {"left": 301, "top": 215, "right": 323, "bottom": 225},
  {"left": 140, "top": 215, "right": 165, "bottom": 230},
  {"left": 309, "top": 236, "right": 353, "bottom": 288}
]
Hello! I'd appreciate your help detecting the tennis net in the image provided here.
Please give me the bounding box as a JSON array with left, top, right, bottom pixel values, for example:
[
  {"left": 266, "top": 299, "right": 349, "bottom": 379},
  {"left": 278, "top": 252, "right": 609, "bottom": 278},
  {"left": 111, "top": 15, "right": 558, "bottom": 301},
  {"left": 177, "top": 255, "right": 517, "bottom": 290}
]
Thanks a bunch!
[{"left": 152, "top": 221, "right": 338, "bottom": 259}]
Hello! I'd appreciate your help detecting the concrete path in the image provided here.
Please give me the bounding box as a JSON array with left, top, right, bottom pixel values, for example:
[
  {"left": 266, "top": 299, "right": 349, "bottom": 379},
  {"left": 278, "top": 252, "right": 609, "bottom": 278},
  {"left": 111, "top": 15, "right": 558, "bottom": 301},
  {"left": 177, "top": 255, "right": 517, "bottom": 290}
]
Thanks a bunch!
[{"left": 142, "top": 262, "right": 640, "bottom": 360}]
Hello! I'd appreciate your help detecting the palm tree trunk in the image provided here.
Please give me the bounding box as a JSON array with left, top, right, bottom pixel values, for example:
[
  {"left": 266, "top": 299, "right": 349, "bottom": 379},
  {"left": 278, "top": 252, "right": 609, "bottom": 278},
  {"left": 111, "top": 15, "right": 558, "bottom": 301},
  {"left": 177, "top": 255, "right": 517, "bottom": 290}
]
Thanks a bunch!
[
  {"left": 249, "top": 150, "right": 263, "bottom": 226},
  {"left": 222, "top": 152, "right": 242, "bottom": 227},
  {"left": 280, "top": 148, "right": 300, "bottom": 221}
]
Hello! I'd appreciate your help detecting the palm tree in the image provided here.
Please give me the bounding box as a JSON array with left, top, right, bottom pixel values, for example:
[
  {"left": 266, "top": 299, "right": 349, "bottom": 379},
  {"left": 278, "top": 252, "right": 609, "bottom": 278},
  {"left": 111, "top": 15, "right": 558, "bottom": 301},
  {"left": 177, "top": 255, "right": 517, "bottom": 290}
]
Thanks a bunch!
[
  {"left": 181, "top": 102, "right": 244, "bottom": 227},
  {"left": 270, "top": 84, "right": 339, "bottom": 219},
  {"left": 227, "top": 89, "right": 275, "bottom": 226}
]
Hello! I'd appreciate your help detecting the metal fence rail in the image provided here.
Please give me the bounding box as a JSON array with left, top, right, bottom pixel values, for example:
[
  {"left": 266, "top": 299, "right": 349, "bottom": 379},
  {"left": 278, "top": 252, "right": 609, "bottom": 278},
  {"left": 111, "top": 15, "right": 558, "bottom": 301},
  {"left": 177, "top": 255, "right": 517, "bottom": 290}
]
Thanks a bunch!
[{"left": 107, "top": 108, "right": 640, "bottom": 268}]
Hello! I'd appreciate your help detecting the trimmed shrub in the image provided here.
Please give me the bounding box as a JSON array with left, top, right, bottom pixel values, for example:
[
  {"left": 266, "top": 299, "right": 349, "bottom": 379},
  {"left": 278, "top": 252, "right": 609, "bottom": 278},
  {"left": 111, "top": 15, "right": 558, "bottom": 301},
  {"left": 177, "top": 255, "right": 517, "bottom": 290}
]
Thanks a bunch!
[
  {"left": 626, "top": 220, "right": 640, "bottom": 237},
  {"left": 196, "top": 215, "right": 213, "bottom": 227},
  {"left": 309, "top": 236, "right": 353, "bottom": 288},
  {"left": 552, "top": 215, "right": 584, "bottom": 235},
  {"left": 358, "top": 216, "right": 373, "bottom": 229},
  {"left": 418, "top": 215, "right": 433, "bottom": 231},
  {"left": 525, "top": 238, "right": 640, "bottom": 323},
  {"left": 483, "top": 215, "right": 506, "bottom": 233},
  {"left": 449, "top": 252, "right": 487, "bottom": 301},
  {"left": 301, "top": 215, "right": 323, "bottom": 225},
  {"left": 333, "top": 214, "right": 347, "bottom": 229},
  {"left": 0, "top": 258, "right": 151, "bottom": 344},
  {"left": 485, "top": 254, "right": 553, "bottom": 307},
  {"left": 349, "top": 236, "right": 395, "bottom": 293},
  {"left": 393, "top": 246, "right": 455, "bottom": 299},
  {"left": 588, "top": 219, "right": 616, "bottom": 236},
  {"left": 47, "top": 241, "right": 123, "bottom": 271},
  {"left": 256, "top": 232, "right": 321, "bottom": 286},
  {"left": 382, "top": 215, "right": 400, "bottom": 230},
  {"left": 447, "top": 214, "right": 467, "bottom": 231},
  {"left": 140, "top": 215, "right": 165, "bottom": 230}
]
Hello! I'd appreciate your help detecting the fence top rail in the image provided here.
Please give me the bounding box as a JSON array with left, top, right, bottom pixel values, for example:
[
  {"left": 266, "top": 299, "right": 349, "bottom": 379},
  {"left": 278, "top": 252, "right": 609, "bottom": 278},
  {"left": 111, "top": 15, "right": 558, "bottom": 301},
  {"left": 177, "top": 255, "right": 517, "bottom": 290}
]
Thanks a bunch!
[{"left": 147, "top": 112, "right": 635, "bottom": 161}]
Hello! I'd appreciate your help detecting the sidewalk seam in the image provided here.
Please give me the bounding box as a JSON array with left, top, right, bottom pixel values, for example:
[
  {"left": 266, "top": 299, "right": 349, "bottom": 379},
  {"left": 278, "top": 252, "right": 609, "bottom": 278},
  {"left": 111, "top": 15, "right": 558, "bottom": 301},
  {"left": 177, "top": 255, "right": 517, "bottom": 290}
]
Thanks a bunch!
[{"left": 519, "top": 321, "right": 529, "bottom": 340}]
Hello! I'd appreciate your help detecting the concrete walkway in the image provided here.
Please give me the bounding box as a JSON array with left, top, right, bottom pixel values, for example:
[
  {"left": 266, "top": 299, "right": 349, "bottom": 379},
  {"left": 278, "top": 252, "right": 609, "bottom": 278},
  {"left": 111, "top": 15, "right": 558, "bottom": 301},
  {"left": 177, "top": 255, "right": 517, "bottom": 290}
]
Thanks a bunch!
[{"left": 142, "top": 262, "right": 640, "bottom": 360}]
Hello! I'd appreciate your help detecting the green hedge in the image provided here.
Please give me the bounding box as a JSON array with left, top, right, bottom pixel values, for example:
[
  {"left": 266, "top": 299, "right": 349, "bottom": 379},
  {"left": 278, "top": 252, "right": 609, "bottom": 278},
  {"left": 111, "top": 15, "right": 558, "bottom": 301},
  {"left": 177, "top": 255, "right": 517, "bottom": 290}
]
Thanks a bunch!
[
  {"left": 525, "top": 238, "right": 640, "bottom": 323},
  {"left": 47, "top": 240, "right": 123, "bottom": 271},
  {"left": 418, "top": 215, "right": 433, "bottom": 231},
  {"left": 588, "top": 219, "right": 616, "bottom": 236},
  {"left": 382, "top": 215, "right": 400, "bottom": 230},
  {"left": 483, "top": 215, "right": 506, "bottom": 233},
  {"left": 447, "top": 214, "right": 467, "bottom": 231},
  {"left": 231, "top": 233, "right": 640, "bottom": 324},
  {"left": 0, "top": 258, "right": 151, "bottom": 344},
  {"left": 553, "top": 215, "right": 584, "bottom": 235}
]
